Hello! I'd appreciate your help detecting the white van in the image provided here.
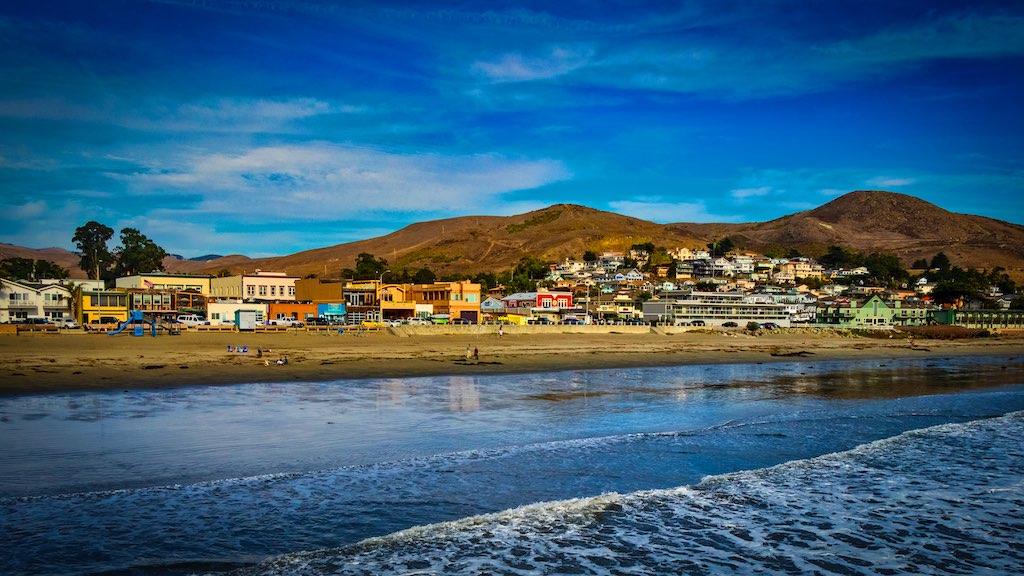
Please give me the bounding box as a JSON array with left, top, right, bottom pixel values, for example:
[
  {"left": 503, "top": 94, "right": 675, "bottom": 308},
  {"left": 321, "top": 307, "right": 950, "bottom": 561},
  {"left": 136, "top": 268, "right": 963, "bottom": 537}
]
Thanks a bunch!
[{"left": 176, "top": 314, "right": 204, "bottom": 326}]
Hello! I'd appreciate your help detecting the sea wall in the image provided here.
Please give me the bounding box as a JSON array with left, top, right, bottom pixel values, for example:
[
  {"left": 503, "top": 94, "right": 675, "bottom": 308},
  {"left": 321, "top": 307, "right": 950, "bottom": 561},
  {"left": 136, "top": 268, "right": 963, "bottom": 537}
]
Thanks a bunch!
[{"left": 390, "top": 325, "right": 654, "bottom": 337}]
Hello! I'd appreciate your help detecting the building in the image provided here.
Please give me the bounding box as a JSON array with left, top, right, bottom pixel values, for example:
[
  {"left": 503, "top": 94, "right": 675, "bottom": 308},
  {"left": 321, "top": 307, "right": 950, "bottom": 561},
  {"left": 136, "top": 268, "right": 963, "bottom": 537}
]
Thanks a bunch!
[
  {"left": 480, "top": 296, "right": 506, "bottom": 319},
  {"left": 117, "top": 289, "right": 208, "bottom": 319},
  {"left": 816, "top": 296, "right": 934, "bottom": 328},
  {"left": 380, "top": 283, "right": 419, "bottom": 320},
  {"left": 210, "top": 270, "right": 297, "bottom": 301},
  {"left": 642, "top": 291, "right": 791, "bottom": 327},
  {"left": 295, "top": 278, "right": 343, "bottom": 302},
  {"left": 77, "top": 290, "right": 129, "bottom": 325},
  {"left": 206, "top": 301, "right": 268, "bottom": 326},
  {"left": 115, "top": 273, "right": 213, "bottom": 296},
  {"left": 0, "top": 278, "right": 73, "bottom": 323},
  {"left": 267, "top": 302, "right": 317, "bottom": 322},
  {"left": 931, "top": 308, "right": 1024, "bottom": 330},
  {"left": 410, "top": 280, "right": 481, "bottom": 323},
  {"left": 775, "top": 259, "right": 824, "bottom": 283}
]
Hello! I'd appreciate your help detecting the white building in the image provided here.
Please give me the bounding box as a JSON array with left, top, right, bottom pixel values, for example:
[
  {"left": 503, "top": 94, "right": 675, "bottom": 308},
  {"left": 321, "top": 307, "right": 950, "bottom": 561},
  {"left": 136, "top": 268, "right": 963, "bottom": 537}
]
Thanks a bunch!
[
  {"left": 0, "top": 278, "right": 73, "bottom": 323},
  {"left": 642, "top": 291, "right": 791, "bottom": 327},
  {"left": 205, "top": 300, "right": 268, "bottom": 326},
  {"left": 210, "top": 270, "right": 297, "bottom": 302}
]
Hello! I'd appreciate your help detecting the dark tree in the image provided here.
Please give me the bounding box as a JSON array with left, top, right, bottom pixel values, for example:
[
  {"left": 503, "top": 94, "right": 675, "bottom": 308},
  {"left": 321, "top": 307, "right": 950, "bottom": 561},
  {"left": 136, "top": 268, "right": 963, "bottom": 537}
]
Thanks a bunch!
[
  {"left": 412, "top": 268, "right": 436, "bottom": 284},
  {"left": 930, "top": 252, "right": 951, "bottom": 272},
  {"left": 0, "top": 258, "right": 36, "bottom": 280},
  {"left": 73, "top": 221, "right": 114, "bottom": 280},
  {"left": 472, "top": 271, "right": 497, "bottom": 291},
  {"left": 864, "top": 252, "right": 909, "bottom": 287},
  {"left": 115, "top": 228, "right": 168, "bottom": 276},
  {"left": 582, "top": 250, "right": 598, "bottom": 262},
  {"left": 353, "top": 253, "right": 388, "bottom": 280},
  {"left": 707, "top": 237, "right": 735, "bottom": 257},
  {"left": 34, "top": 260, "right": 69, "bottom": 279},
  {"left": 911, "top": 258, "right": 929, "bottom": 269}
]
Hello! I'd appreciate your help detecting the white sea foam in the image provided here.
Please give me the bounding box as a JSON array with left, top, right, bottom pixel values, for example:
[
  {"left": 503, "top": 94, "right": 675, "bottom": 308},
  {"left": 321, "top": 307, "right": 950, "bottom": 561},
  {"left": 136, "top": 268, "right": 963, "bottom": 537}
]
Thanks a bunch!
[{"left": 239, "top": 411, "right": 1024, "bottom": 576}]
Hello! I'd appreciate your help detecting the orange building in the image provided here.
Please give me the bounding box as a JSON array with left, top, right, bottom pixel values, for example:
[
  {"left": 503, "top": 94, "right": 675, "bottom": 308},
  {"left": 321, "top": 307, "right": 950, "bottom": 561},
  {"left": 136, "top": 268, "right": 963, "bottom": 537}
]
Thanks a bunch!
[
  {"left": 295, "top": 278, "right": 344, "bottom": 302},
  {"left": 268, "top": 302, "right": 317, "bottom": 322},
  {"left": 411, "top": 280, "right": 481, "bottom": 323}
]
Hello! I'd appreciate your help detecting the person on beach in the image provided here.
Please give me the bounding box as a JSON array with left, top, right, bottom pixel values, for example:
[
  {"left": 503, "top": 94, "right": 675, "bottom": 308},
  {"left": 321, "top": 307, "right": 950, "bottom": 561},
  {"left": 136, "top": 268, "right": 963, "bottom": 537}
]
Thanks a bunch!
[
  {"left": 473, "top": 346, "right": 479, "bottom": 363},
  {"left": 498, "top": 326, "right": 504, "bottom": 337},
  {"left": 465, "top": 345, "right": 473, "bottom": 363}
]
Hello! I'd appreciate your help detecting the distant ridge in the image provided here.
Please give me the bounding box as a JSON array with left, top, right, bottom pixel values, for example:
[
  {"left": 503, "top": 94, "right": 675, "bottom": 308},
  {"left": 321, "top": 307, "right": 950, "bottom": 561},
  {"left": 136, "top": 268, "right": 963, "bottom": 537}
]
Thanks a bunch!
[{"left": 4, "top": 192, "right": 1023, "bottom": 279}]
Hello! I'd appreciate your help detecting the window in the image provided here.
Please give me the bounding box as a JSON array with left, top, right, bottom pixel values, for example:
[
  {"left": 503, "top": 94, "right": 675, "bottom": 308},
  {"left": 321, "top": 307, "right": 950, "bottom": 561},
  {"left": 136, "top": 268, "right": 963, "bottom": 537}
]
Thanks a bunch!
[
  {"left": 259, "top": 285, "right": 267, "bottom": 296},
  {"left": 270, "top": 285, "right": 277, "bottom": 296},
  {"left": 247, "top": 285, "right": 256, "bottom": 297},
  {"left": 279, "top": 286, "right": 285, "bottom": 296},
  {"left": 212, "top": 312, "right": 221, "bottom": 320},
  {"left": 288, "top": 286, "right": 295, "bottom": 296}
]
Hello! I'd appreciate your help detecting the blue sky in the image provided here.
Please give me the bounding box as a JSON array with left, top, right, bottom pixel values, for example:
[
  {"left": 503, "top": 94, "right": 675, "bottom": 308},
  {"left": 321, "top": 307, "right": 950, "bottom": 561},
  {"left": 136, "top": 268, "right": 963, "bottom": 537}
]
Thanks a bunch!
[{"left": 1, "top": 1, "right": 1023, "bottom": 257}]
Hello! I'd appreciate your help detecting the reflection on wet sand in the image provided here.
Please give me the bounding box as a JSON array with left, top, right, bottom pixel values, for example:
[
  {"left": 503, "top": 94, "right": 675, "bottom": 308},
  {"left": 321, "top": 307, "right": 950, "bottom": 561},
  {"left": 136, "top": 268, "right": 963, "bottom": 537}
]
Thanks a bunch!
[{"left": 447, "top": 376, "right": 480, "bottom": 412}]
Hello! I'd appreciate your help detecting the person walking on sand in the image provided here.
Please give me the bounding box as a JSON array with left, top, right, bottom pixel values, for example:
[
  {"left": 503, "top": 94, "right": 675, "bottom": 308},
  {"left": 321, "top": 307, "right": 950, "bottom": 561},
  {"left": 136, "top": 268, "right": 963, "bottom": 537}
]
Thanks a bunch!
[
  {"left": 473, "top": 346, "right": 479, "bottom": 364},
  {"left": 465, "top": 345, "right": 473, "bottom": 363},
  {"left": 498, "top": 326, "right": 504, "bottom": 338}
]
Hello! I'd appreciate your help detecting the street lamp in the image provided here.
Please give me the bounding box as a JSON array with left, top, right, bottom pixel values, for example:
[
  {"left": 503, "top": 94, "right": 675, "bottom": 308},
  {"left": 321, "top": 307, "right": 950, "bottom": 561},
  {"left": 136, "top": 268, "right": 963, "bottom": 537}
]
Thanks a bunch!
[{"left": 378, "top": 269, "right": 391, "bottom": 323}]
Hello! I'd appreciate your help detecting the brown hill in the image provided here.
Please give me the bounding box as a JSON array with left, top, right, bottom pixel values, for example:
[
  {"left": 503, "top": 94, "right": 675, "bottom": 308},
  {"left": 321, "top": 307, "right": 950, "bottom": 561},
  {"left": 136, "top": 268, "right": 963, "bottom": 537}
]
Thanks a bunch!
[
  {"left": 670, "top": 191, "right": 1024, "bottom": 274},
  {"left": 200, "top": 204, "right": 705, "bottom": 278},
  {"left": 5, "top": 192, "right": 1023, "bottom": 279},
  {"left": 0, "top": 244, "right": 88, "bottom": 278}
]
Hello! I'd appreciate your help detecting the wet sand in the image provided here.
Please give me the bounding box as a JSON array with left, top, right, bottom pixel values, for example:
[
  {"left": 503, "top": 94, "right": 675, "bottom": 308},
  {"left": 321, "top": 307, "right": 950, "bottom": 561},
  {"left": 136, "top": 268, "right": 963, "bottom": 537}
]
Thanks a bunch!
[{"left": 1, "top": 330, "right": 1022, "bottom": 395}]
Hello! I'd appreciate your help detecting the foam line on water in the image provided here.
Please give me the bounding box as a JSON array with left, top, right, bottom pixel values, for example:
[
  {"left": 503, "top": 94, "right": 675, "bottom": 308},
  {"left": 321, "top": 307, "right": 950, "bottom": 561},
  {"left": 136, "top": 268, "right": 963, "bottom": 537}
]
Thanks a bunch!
[{"left": 238, "top": 411, "right": 1024, "bottom": 576}]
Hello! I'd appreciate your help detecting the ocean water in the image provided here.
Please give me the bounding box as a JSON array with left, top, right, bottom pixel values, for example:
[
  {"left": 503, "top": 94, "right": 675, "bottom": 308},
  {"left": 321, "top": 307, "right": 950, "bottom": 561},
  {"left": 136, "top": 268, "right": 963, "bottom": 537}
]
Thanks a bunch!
[
  {"left": 1, "top": 356, "right": 1023, "bottom": 575},
  {"left": 244, "top": 412, "right": 1024, "bottom": 576}
]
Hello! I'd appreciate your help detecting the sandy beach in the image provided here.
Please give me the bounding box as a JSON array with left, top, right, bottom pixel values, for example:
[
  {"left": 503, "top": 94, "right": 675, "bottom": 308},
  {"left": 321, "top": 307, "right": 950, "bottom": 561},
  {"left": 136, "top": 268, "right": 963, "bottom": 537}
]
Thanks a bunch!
[{"left": 0, "top": 328, "right": 1021, "bottom": 394}]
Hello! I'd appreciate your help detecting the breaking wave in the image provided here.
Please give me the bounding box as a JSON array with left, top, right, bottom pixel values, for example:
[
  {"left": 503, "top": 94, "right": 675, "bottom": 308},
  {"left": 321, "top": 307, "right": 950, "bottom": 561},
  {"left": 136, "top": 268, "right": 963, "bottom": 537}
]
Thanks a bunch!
[{"left": 239, "top": 411, "right": 1024, "bottom": 575}]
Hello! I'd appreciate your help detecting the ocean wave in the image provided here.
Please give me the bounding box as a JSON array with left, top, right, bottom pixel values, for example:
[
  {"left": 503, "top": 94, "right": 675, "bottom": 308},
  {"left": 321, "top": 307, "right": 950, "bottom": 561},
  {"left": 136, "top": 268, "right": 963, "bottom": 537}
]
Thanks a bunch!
[{"left": 238, "top": 411, "right": 1024, "bottom": 576}]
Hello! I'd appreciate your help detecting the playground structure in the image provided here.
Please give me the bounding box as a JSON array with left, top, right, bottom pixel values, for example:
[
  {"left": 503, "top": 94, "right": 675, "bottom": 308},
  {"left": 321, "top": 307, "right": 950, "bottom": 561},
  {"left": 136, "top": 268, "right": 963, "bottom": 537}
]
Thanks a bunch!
[{"left": 107, "top": 310, "right": 181, "bottom": 337}]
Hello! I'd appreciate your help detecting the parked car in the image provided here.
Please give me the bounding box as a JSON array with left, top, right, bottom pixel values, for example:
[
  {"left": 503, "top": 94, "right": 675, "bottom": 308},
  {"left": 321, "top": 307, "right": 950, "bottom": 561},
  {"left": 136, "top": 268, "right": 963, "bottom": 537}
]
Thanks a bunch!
[
  {"left": 691, "top": 320, "right": 706, "bottom": 327},
  {"left": 405, "top": 317, "right": 431, "bottom": 326},
  {"left": 760, "top": 322, "right": 780, "bottom": 330},
  {"left": 451, "top": 318, "right": 472, "bottom": 325},
  {"left": 529, "top": 317, "right": 554, "bottom": 325},
  {"left": 722, "top": 321, "right": 738, "bottom": 328},
  {"left": 59, "top": 319, "right": 80, "bottom": 329},
  {"left": 176, "top": 314, "right": 204, "bottom": 326},
  {"left": 561, "top": 318, "right": 582, "bottom": 325},
  {"left": 267, "top": 318, "right": 304, "bottom": 328}
]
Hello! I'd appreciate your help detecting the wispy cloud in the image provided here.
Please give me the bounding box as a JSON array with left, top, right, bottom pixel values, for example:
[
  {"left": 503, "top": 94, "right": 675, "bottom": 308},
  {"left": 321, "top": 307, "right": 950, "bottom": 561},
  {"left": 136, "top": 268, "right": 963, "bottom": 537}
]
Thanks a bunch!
[
  {"left": 866, "top": 176, "right": 914, "bottom": 188},
  {"left": 117, "top": 142, "right": 571, "bottom": 219},
  {"left": 608, "top": 199, "right": 737, "bottom": 223},
  {"left": 472, "top": 45, "right": 594, "bottom": 82},
  {"left": 0, "top": 96, "right": 359, "bottom": 133},
  {"left": 730, "top": 186, "right": 772, "bottom": 200}
]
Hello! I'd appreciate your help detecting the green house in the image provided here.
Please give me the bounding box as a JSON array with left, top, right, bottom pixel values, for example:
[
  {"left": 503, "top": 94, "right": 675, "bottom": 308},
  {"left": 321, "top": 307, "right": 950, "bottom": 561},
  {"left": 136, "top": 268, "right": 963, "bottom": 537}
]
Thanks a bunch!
[{"left": 816, "top": 295, "right": 895, "bottom": 328}]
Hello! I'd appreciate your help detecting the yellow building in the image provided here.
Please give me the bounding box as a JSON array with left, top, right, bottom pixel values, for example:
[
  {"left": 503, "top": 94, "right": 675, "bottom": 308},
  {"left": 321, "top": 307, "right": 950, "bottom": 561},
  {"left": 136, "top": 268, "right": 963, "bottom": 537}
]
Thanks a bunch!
[
  {"left": 77, "top": 290, "right": 130, "bottom": 325},
  {"left": 114, "top": 273, "right": 213, "bottom": 296}
]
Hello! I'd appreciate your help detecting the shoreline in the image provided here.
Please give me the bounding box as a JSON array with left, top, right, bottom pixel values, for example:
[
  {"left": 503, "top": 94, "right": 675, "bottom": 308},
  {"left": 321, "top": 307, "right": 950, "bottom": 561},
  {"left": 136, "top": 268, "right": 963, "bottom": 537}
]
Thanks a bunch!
[{"left": 2, "top": 331, "right": 1023, "bottom": 395}]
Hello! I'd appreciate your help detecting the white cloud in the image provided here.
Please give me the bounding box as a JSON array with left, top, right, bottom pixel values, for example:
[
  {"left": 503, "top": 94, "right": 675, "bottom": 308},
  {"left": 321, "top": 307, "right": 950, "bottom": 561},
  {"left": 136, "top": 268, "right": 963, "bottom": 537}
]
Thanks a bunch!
[
  {"left": 10, "top": 200, "right": 47, "bottom": 219},
  {"left": 730, "top": 186, "right": 772, "bottom": 199},
  {"left": 118, "top": 142, "right": 571, "bottom": 220},
  {"left": 608, "top": 199, "right": 736, "bottom": 223},
  {"left": 866, "top": 176, "right": 915, "bottom": 188},
  {"left": 472, "top": 45, "right": 594, "bottom": 82},
  {"left": 0, "top": 96, "right": 359, "bottom": 133}
]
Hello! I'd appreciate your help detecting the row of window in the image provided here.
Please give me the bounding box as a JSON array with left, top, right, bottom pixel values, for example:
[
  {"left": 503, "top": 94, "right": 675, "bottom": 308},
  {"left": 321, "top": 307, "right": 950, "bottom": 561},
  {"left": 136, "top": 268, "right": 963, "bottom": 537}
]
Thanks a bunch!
[
  {"left": 245, "top": 285, "right": 297, "bottom": 297},
  {"left": 89, "top": 294, "right": 128, "bottom": 307}
]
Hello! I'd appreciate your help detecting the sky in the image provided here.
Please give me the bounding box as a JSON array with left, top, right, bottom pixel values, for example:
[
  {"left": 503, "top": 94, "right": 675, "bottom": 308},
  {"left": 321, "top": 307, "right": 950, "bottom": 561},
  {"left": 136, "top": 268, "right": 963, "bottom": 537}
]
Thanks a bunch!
[{"left": 1, "top": 0, "right": 1023, "bottom": 257}]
